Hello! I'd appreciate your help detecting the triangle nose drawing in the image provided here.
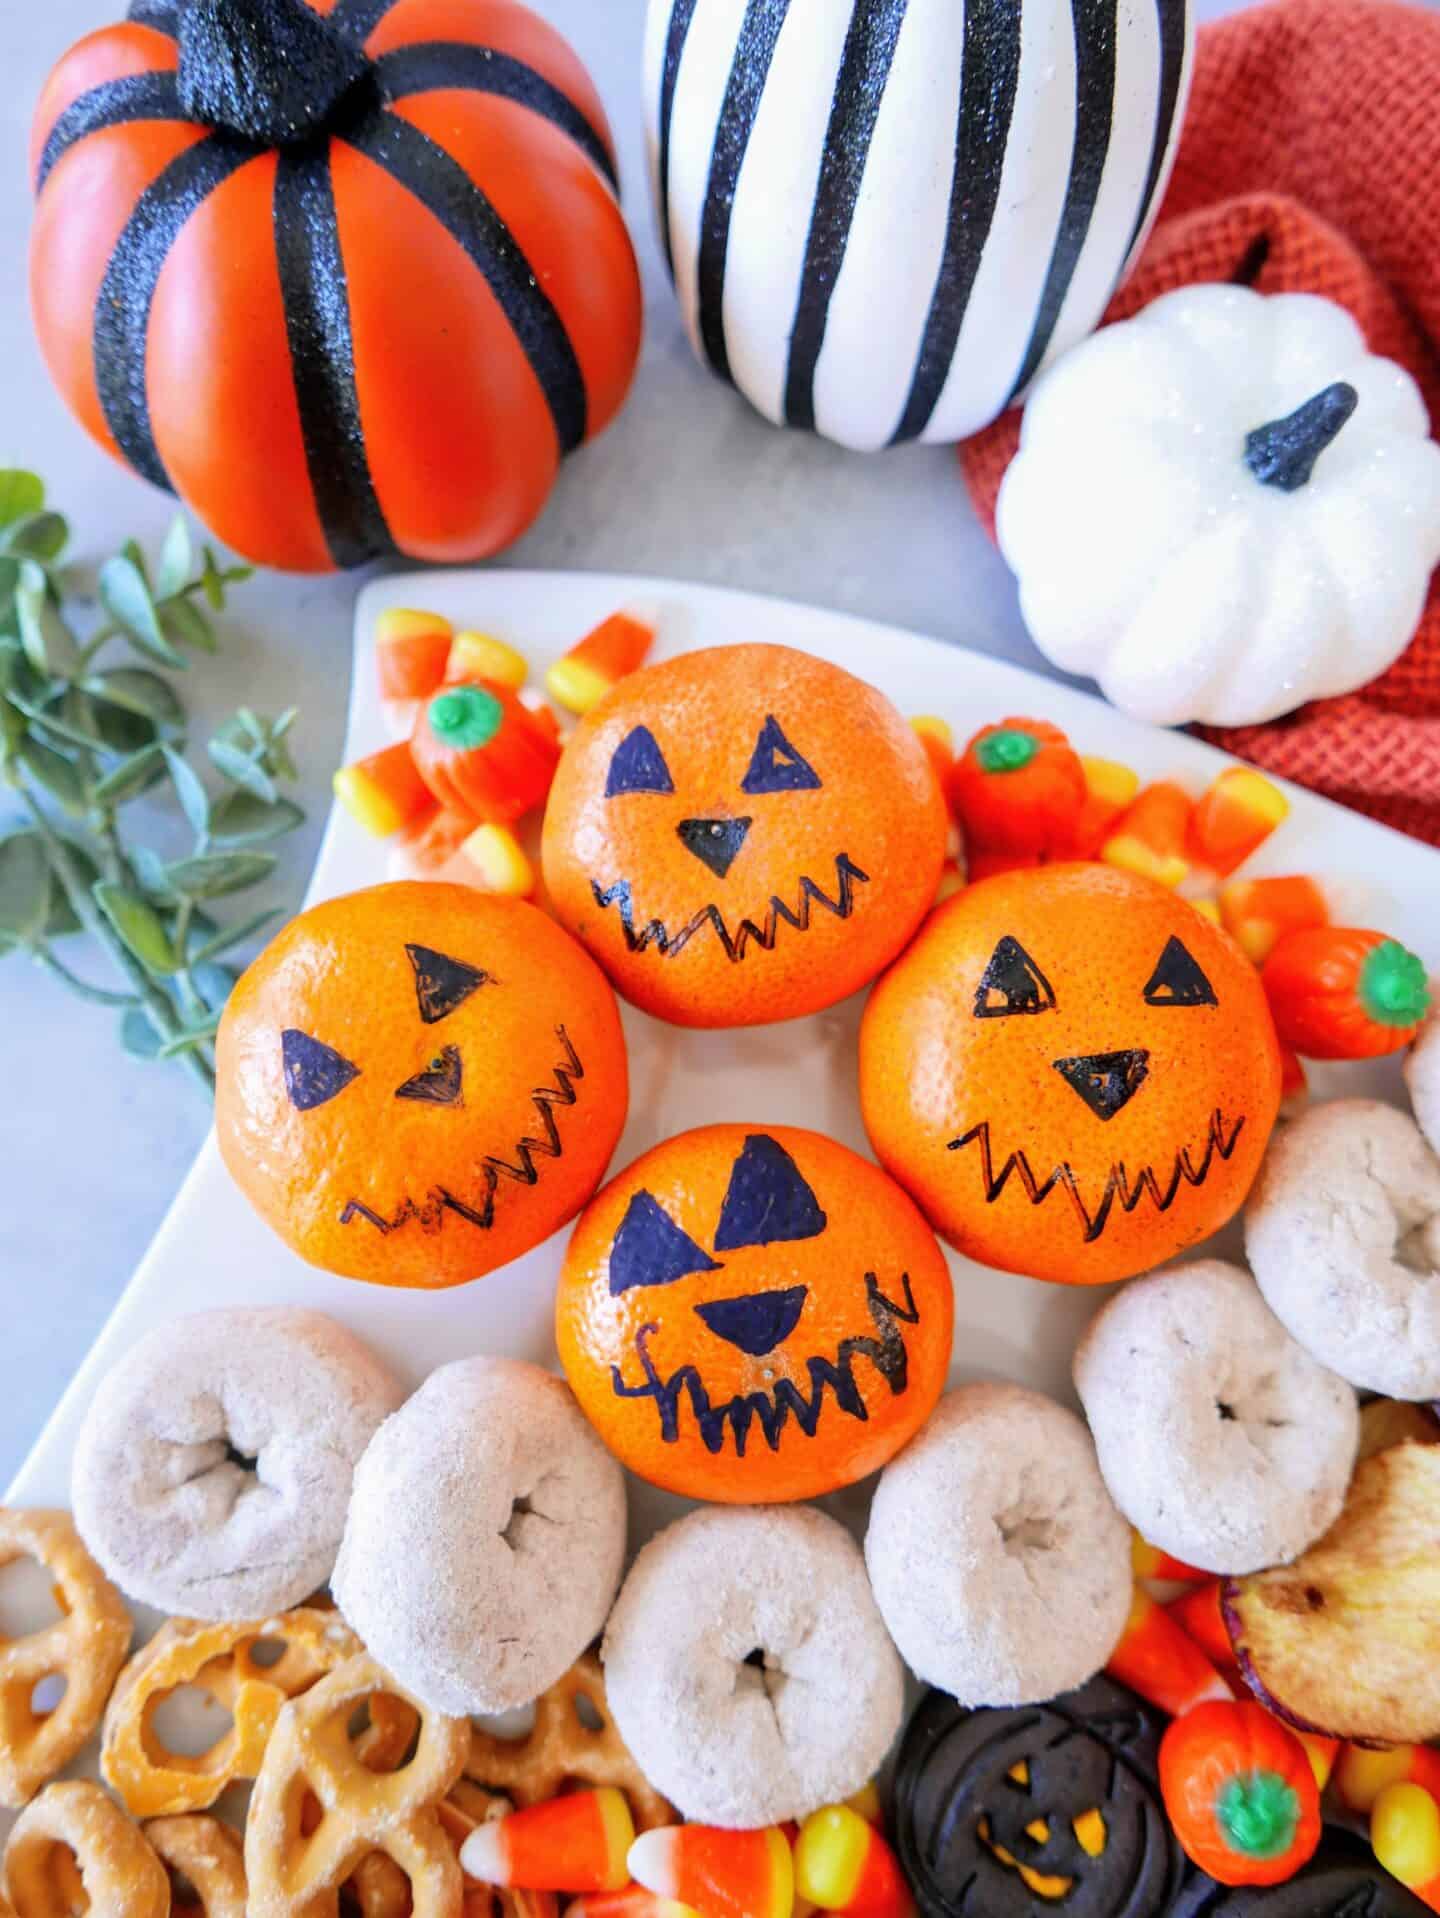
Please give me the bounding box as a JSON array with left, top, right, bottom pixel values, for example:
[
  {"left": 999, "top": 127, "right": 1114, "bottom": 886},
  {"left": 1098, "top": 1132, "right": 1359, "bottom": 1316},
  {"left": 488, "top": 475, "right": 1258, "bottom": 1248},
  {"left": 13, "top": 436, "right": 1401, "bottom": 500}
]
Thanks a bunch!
[
  {"left": 1052, "top": 1049, "right": 1151, "bottom": 1122},
  {"left": 676, "top": 816, "right": 752, "bottom": 879}
]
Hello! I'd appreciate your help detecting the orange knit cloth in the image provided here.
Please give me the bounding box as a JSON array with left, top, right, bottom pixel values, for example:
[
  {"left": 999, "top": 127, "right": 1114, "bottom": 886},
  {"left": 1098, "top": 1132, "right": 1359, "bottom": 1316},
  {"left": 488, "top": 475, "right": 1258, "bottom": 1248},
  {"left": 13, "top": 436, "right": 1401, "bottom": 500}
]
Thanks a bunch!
[{"left": 959, "top": 0, "right": 1440, "bottom": 844}]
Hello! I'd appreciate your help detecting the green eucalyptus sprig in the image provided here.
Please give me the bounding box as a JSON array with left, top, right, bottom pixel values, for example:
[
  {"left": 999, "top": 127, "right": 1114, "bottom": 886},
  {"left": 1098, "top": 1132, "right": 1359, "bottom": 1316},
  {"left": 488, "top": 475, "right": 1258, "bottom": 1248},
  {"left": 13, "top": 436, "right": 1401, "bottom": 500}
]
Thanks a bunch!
[{"left": 0, "top": 472, "right": 303, "bottom": 1097}]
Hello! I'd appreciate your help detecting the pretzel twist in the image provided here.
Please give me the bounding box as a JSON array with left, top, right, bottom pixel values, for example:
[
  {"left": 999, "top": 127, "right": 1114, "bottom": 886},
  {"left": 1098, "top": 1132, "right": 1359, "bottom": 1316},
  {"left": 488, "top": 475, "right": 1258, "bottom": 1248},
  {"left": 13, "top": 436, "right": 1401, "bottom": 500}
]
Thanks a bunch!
[
  {"left": 145, "top": 1814, "right": 247, "bottom": 1918},
  {"left": 0, "top": 1510, "right": 130, "bottom": 1807},
  {"left": 4, "top": 1780, "right": 168, "bottom": 1918}
]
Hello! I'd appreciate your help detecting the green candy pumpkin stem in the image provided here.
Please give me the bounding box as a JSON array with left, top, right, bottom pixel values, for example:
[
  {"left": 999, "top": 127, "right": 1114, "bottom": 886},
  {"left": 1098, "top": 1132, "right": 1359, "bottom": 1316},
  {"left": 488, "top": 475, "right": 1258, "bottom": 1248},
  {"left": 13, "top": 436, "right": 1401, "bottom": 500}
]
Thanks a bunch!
[
  {"left": 1216, "top": 1770, "right": 1300, "bottom": 1861},
  {"left": 1360, "top": 938, "right": 1433, "bottom": 1028},
  {"left": 1245, "top": 381, "right": 1359, "bottom": 492},
  {"left": 429, "top": 684, "right": 504, "bottom": 752},
  {"left": 975, "top": 728, "right": 1040, "bottom": 775}
]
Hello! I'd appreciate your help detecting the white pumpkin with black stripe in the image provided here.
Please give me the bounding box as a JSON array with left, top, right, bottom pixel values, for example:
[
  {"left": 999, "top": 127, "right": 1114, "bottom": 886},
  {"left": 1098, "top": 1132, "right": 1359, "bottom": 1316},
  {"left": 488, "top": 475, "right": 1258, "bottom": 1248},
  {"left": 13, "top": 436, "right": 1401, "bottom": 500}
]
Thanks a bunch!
[
  {"left": 30, "top": 0, "right": 642, "bottom": 572},
  {"left": 645, "top": 0, "right": 1194, "bottom": 451}
]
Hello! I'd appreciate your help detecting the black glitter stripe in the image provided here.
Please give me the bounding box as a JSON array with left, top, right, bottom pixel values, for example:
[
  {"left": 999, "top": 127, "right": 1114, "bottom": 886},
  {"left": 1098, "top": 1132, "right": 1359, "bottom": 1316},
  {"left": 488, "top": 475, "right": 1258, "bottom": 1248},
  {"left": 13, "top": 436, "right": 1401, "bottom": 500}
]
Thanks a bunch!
[
  {"left": 36, "top": 73, "right": 186, "bottom": 196},
  {"left": 94, "top": 135, "right": 256, "bottom": 493},
  {"left": 329, "top": 0, "right": 404, "bottom": 46},
  {"left": 343, "top": 109, "right": 587, "bottom": 452},
  {"left": 695, "top": 0, "right": 792, "bottom": 382},
  {"left": 273, "top": 146, "right": 395, "bottom": 569},
  {"left": 374, "top": 43, "right": 617, "bottom": 188},
  {"left": 127, "top": 0, "right": 178, "bottom": 33},
  {"left": 890, "top": 0, "right": 1021, "bottom": 444},
  {"left": 655, "top": 0, "right": 699, "bottom": 280},
  {"left": 783, "top": 0, "right": 908, "bottom": 431},
  {"left": 1121, "top": 0, "right": 1187, "bottom": 266},
  {"left": 1005, "top": 0, "right": 1119, "bottom": 403}
]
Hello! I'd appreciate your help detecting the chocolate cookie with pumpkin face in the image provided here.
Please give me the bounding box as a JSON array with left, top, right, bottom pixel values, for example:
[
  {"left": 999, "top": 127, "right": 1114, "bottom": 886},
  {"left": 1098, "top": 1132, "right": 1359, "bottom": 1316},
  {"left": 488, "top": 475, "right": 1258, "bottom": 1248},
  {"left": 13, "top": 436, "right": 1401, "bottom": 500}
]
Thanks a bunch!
[
  {"left": 860, "top": 864, "right": 1282, "bottom": 1285},
  {"left": 541, "top": 644, "right": 947, "bottom": 1027}
]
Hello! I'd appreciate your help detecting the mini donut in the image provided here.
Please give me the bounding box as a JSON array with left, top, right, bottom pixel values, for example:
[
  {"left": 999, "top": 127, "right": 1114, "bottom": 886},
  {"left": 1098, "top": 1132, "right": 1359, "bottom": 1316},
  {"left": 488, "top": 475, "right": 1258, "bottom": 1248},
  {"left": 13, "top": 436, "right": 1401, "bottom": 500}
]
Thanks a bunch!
[
  {"left": 72, "top": 1308, "right": 401, "bottom": 1621},
  {"left": 1073, "top": 1260, "right": 1359, "bottom": 1575},
  {"left": 1405, "top": 1013, "right": 1440, "bottom": 1155},
  {"left": 1245, "top": 1098, "right": 1440, "bottom": 1399},
  {"left": 601, "top": 1504, "right": 903, "bottom": 1828},
  {"left": 333, "top": 1357, "right": 627, "bottom": 1716},
  {"left": 865, "top": 1382, "right": 1131, "bottom": 1706}
]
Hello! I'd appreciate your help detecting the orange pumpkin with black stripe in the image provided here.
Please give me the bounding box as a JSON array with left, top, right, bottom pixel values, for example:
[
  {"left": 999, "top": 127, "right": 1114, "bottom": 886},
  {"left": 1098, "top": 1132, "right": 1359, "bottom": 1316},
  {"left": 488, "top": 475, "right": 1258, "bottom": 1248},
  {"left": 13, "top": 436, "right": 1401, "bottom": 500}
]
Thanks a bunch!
[{"left": 29, "top": 0, "right": 642, "bottom": 573}]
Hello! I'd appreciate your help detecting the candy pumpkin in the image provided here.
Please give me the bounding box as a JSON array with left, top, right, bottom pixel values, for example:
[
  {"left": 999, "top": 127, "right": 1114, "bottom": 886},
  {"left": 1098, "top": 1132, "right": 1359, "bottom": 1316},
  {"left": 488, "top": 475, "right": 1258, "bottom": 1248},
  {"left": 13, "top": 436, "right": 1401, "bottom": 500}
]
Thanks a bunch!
[
  {"left": 215, "top": 882, "right": 628, "bottom": 1287},
  {"left": 555, "top": 1124, "right": 954, "bottom": 1502},
  {"left": 30, "top": 0, "right": 642, "bottom": 572},
  {"left": 541, "top": 644, "right": 948, "bottom": 1028},
  {"left": 859, "top": 864, "right": 1282, "bottom": 1285},
  {"left": 1160, "top": 1702, "right": 1321, "bottom": 1888}
]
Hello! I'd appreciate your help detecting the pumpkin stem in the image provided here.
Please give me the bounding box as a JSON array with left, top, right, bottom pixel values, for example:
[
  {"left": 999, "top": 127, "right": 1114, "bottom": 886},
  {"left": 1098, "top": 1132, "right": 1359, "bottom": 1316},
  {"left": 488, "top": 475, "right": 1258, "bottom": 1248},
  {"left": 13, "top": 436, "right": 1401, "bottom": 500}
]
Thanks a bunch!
[
  {"left": 1216, "top": 1771, "right": 1300, "bottom": 1860},
  {"left": 428, "top": 686, "right": 504, "bottom": 752},
  {"left": 178, "top": 0, "right": 372, "bottom": 146},
  {"left": 976, "top": 729, "right": 1040, "bottom": 775},
  {"left": 1244, "top": 381, "right": 1359, "bottom": 492},
  {"left": 1359, "top": 939, "right": 1432, "bottom": 1028}
]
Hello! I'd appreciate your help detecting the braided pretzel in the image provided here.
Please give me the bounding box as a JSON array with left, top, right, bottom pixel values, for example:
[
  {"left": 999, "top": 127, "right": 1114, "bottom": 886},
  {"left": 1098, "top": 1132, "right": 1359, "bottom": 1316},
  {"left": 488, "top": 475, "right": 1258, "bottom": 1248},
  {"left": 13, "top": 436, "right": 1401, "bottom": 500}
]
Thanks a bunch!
[
  {"left": 102, "top": 1607, "right": 363, "bottom": 1817},
  {"left": 0, "top": 1510, "right": 130, "bottom": 1807},
  {"left": 350, "top": 1782, "right": 560, "bottom": 1918},
  {"left": 4, "top": 1780, "right": 168, "bottom": 1918},
  {"left": 245, "top": 1652, "right": 469, "bottom": 1917},
  {"left": 465, "top": 1651, "right": 674, "bottom": 1830},
  {"left": 145, "top": 1815, "right": 246, "bottom": 1918}
]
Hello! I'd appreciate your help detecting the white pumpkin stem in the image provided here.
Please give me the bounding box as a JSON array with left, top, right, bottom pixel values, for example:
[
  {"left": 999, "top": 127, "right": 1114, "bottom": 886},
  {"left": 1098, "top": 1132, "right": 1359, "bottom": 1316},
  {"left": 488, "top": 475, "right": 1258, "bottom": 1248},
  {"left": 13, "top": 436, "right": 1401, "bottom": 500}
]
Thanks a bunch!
[
  {"left": 178, "top": 0, "right": 372, "bottom": 146},
  {"left": 1244, "top": 381, "right": 1359, "bottom": 492}
]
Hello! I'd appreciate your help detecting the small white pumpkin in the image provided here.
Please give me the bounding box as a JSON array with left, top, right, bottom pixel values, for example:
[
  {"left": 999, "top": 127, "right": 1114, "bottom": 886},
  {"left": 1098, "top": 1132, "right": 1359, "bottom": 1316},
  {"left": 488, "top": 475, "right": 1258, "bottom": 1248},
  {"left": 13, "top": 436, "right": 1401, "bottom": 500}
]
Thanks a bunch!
[{"left": 996, "top": 285, "right": 1440, "bottom": 728}]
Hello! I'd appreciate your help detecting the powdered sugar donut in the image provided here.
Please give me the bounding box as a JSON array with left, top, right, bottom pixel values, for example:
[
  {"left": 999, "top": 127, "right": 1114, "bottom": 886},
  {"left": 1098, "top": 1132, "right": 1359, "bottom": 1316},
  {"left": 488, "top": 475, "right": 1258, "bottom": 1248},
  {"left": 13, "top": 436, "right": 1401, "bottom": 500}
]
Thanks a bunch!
[
  {"left": 334, "top": 1357, "right": 626, "bottom": 1715},
  {"left": 865, "top": 1383, "right": 1131, "bottom": 1707},
  {"left": 72, "top": 1307, "right": 401, "bottom": 1620},
  {"left": 602, "top": 1505, "right": 902, "bottom": 1828},
  {"left": 1073, "top": 1260, "right": 1358, "bottom": 1575},
  {"left": 1406, "top": 1015, "right": 1440, "bottom": 1155},
  {"left": 1246, "top": 1099, "right": 1440, "bottom": 1399}
]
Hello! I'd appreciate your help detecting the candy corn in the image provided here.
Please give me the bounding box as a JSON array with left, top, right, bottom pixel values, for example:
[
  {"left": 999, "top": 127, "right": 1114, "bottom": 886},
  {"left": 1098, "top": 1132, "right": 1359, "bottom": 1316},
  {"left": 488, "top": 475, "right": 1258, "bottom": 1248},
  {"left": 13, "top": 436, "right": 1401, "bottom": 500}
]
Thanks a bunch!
[
  {"left": 1190, "top": 897, "right": 1222, "bottom": 928},
  {"left": 459, "top": 1788, "right": 634, "bottom": 1894},
  {"left": 412, "top": 682, "right": 561, "bottom": 824},
  {"left": 448, "top": 630, "right": 529, "bottom": 691},
  {"left": 461, "top": 823, "right": 536, "bottom": 898},
  {"left": 1131, "top": 1531, "right": 1207, "bottom": 1585},
  {"left": 1293, "top": 1731, "right": 1341, "bottom": 1794},
  {"left": 794, "top": 1806, "right": 912, "bottom": 1918},
  {"left": 1337, "top": 1742, "right": 1440, "bottom": 1815},
  {"left": 1373, "top": 1783, "right": 1440, "bottom": 1911},
  {"left": 1102, "top": 782, "right": 1193, "bottom": 890},
  {"left": 377, "top": 607, "right": 453, "bottom": 737},
  {"left": 1189, "top": 768, "right": 1290, "bottom": 878},
  {"left": 547, "top": 608, "right": 656, "bottom": 715},
  {"left": 1073, "top": 756, "right": 1140, "bottom": 858},
  {"left": 1165, "top": 1580, "right": 1236, "bottom": 1673},
  {"left": 629, "top": 1825, "right": 794, "bottom": 1918},
  {"left": 1106, "top": 1584, "right": 1233, "bottom": 1717},
  {"left": 910, "top": 717, "right": 955, "bottom": 798},
  {"left": 1217, "top": 875, "right": 1327, "bottom": 966},
  {"left": 564, "top": 1888, "right": 699, "bottom": 1918},
  {"left": 333, "top": 742, "right": 436, "bottom": 838}
]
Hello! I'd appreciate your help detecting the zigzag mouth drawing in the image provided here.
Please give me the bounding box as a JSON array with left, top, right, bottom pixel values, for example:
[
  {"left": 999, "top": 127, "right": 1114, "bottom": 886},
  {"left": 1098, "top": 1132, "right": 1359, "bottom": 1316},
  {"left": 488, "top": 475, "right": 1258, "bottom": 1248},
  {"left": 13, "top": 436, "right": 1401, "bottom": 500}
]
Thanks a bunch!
[
  {"left": 947, "top": 1109, "right": 1245, "bottom": 1246},
  {"left": 590, "top": 852, "right": 869, "bottom": 964},
  {"left": 610, "top": 1272, "right": 919, "bottom": 1456},
  {"left": 339, "top": 1027, "right": 583, "bottom": 1236}
]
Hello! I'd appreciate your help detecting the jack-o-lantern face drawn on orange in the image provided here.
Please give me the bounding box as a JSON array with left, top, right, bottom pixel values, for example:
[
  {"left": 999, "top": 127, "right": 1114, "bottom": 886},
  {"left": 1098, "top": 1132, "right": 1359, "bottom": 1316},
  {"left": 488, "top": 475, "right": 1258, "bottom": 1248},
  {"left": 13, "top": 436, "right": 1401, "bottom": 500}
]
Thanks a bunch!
[
  {"left": 541, "top": 644, "right": 948, "bottom": 1028},
  {"left": 556, "top": 1124, "right": 954, "bottom": 1502},
  {"left": 216, "top": 883, "right": 628, "bottom": 1289},
  {"left": 860, "top": 865, "right": 1282, "bottom": 1286}
]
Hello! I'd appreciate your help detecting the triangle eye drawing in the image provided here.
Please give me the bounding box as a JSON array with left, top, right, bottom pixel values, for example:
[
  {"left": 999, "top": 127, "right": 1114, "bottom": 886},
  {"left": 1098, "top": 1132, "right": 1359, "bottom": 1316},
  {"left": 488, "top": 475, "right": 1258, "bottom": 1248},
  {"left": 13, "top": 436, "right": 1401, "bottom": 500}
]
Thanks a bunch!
[
  {"left": 1143, "top": 935, "right": 1218, "bottom": 1008},
  {"left": 609, "top": 1191, "right": 721, "bottom": 1296},
  {"left": 282, "top": 1029, "right": 360, "bottom": 1112},
  {"left": 974, "top": 936, "right": 1056, "bottom": 1018},
  {"left": 740, "top": 716, "right": 822, "bottom": 794},
  {"left": 714, "top": 1134, "right": 827, "bottom": 1250},
  {"left": 606, "top": 725, "right": 674, "bottom": 797},
  {"left": 395, "top": 1045, "right": 463, "bottom": 1107},
  {"left": 406, "top": 943, "right": 489, "bottom": 1024}
]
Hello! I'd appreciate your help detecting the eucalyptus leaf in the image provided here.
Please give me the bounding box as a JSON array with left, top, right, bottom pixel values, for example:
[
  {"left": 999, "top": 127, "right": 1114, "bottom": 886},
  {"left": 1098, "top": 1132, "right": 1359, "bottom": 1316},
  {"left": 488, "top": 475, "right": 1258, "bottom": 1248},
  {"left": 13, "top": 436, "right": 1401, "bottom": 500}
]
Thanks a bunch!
[
  {"left": 160, "top": 596, "right": 216, "bottom": 654},
  {"left": 85, "top": 694, "right": 156, "bottom": 759},
  {"left": 44, "top": 839, "right": 101, "bottom": 937},
  {"left": 120, "top": 1007, "right": 163, "bottom": 1060},
  {"left": 155, "top": 516, "right": 193, "bottom": 599},
  {"left": 164, "top": 850, "right": 275, "bottom": 900},
  {"left": 10, "top": 687, "right": 103, "bottom": 753},
  {"left": 83, "top": 668, "right": 185, "bottom": 729},
  {"left": 208, "top": 735, "right": 277, "bottom": 803},
  {"left": 91, "top": 743, "right": 165, "bottom": 805},
  {"left": 120, "top": 539, "right": 151, "bottom": 589},
  {"left": 5, "top": 512, "right": 68, "bottom": 563},
  {"left": 186, "top": 905, "right": 279, "bottom": 965},
  {"left": 157, "top": 1018, "right": 220, "bottom": 1058},
  {"left": 16, "top": 560, "right": 75, "bottom": 674},
  {"left": 94, "top": 882, "right": 177, "bottom": 973},
  {"left": 0, "top": 472, "right": 43, "bottom": 531},
  {"left": 162, "top": 746, "right": 210, "bottom": 837},
  {"left": 192, "top": 960, "right": 237, "bottom": 1011},
  {"left": 98, "top": 556, "right": 184, "bottom": 668},
  {"left": 200, "top": 546, "right": 227, "bottom": 611},
  {"left": 0, "top": 556, "right": 20, "bottom": 626},
  {"left": 131, "top": 845, "right": 178, "bottom": 904},
  {"left": 20, "top": 737, "right": 86, "bottom": 815},
  {"left": 0, "top": 831, "right": 51, "bottom": 945},
  {"left": 208, "top": 788, "right": 303, "bottom": 846}
]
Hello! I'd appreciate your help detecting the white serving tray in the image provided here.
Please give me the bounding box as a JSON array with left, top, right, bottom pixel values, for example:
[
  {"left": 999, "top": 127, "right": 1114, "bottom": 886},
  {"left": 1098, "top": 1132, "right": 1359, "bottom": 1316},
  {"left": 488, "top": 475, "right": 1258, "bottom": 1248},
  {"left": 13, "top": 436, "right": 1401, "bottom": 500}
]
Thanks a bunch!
[{"left": 11, "top": 572, "right": 1440, "bottom": 1555}]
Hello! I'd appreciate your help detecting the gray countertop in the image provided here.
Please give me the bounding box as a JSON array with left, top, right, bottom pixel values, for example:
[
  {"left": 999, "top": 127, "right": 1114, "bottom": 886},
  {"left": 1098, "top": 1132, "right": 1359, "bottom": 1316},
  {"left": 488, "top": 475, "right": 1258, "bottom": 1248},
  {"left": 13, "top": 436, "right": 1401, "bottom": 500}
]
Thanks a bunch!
[{"left": 3, "top": 0, "right": 1250, "bottom": 1482}]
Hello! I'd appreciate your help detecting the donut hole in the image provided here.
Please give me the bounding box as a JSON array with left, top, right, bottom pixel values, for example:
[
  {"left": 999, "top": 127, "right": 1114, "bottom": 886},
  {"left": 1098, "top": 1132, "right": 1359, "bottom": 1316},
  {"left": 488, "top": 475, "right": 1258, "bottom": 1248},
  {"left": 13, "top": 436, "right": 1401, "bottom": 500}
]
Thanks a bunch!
[
  {"left": 1212, "top": 1370, "right": 1292, "bottom": 1437},
  {"left": 0, "top": 1554, "right": 65, "bottom": 1637},
  {"left": 735, "top": 1646, "right": 788, "bottom": 1706},
  {"left": 1395, "top": 1214, "right": 1440, "bottom": 1274},
  {"left": 995, "top": 1501, "right": 1057, "bottom": 1558},
  {"left": 223, "top": 1441, "right": 260, "bottom": 1475},
  {"left": 150, "top": 1683, "right": 236, "bottom": 1760},
  {"left": 501, "top": 1494, "right": 537, "bottom": 1551}
]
